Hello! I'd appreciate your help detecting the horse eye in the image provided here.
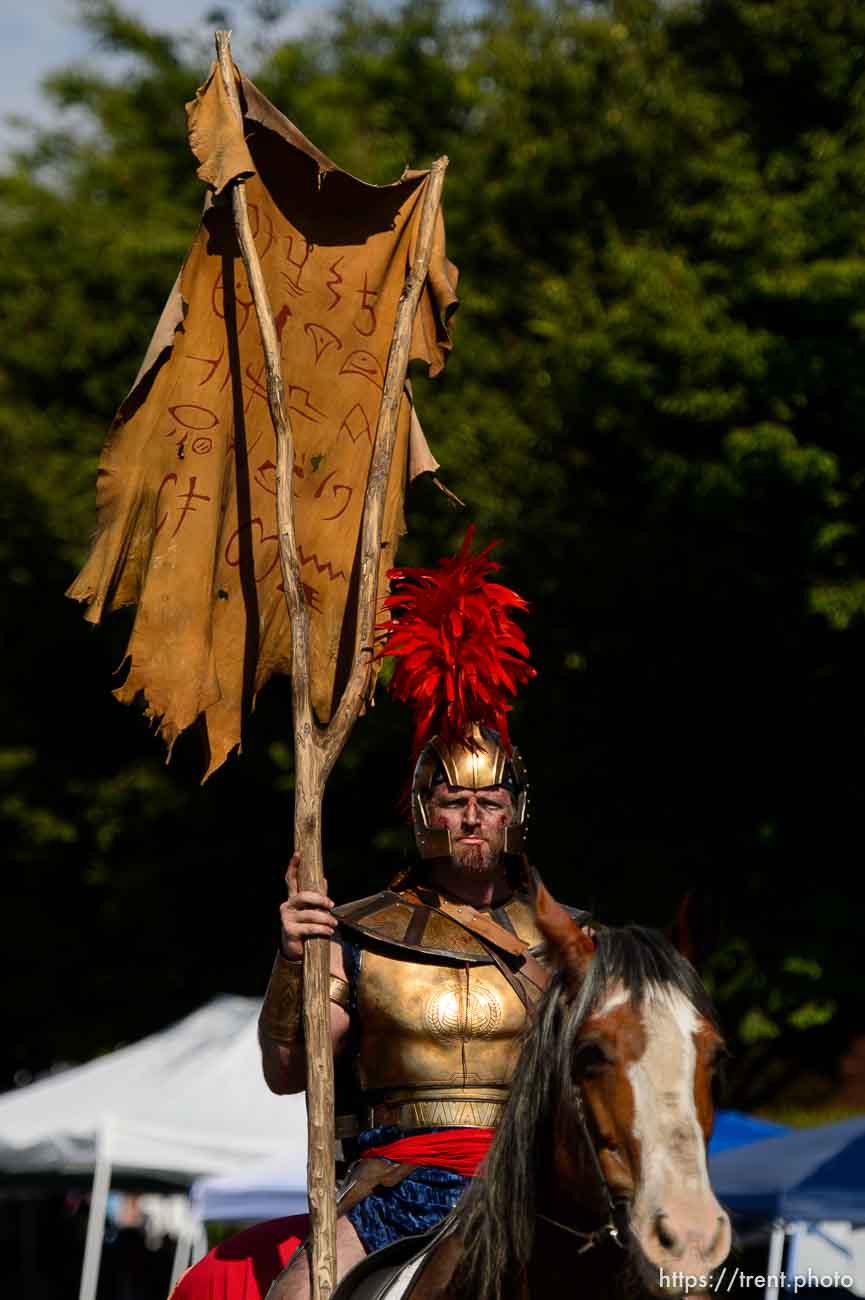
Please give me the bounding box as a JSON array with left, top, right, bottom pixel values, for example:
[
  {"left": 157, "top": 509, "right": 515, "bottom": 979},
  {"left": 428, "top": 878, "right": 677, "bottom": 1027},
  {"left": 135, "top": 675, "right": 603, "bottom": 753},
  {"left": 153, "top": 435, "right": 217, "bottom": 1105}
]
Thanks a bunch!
[
  {"left": 708, "top": 1045, "right": 729, "bottom": 1104},
  {"left": 574, "top": 1042, "right": 613, "bottom": 1080},
  {"left": 709, "top": 1044, "right": 730, "bottom": 1072}
]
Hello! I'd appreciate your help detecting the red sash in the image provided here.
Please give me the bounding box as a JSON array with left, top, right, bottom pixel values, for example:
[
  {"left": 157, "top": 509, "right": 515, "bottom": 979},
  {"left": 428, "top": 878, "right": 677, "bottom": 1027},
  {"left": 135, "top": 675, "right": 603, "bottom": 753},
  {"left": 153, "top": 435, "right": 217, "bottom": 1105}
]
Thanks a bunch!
[{"left": 361, "top": 1126, "right": 495, "bottom": 1177}]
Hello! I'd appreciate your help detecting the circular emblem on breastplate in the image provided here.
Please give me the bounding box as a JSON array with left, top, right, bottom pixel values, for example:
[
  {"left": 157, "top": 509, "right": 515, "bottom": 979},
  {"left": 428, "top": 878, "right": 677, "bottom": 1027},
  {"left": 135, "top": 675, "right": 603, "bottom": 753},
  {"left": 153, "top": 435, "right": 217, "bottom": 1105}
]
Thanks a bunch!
[{"left": 423, "top": 985, "right": 503, "bottom": 1039}]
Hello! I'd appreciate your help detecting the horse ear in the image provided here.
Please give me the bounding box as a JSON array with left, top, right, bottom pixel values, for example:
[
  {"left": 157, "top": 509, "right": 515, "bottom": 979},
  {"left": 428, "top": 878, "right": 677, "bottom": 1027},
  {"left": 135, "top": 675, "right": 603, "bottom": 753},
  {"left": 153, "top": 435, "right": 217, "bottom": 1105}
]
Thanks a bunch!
[
  {"left": 534, "top": 876, "right": 595, "bottom": 992},
  {"left": 668, "top": 889, "right": 721, "bottom": 968}
]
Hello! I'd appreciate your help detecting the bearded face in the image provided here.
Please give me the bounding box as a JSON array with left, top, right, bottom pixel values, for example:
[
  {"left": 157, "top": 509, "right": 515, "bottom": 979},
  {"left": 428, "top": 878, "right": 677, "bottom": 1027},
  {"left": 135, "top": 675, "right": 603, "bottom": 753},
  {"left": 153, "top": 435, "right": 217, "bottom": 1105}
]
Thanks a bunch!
[{"left": 427, "top": 785, "right": 515, "bottom": 876}]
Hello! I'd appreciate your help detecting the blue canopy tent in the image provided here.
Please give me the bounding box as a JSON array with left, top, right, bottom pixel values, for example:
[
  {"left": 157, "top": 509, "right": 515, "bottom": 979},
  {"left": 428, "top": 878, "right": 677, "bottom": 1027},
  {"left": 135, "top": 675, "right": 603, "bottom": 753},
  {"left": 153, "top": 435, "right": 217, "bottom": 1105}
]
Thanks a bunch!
[
  {"left": 709, "top": 1114, "right": 865, "bottom": 1222},
  {"left": 709, "top": 1115, "right": 865, "bottom": 1299},
  {"left": 709, "top": 1111, "right": 790, "bottom": 1157}
]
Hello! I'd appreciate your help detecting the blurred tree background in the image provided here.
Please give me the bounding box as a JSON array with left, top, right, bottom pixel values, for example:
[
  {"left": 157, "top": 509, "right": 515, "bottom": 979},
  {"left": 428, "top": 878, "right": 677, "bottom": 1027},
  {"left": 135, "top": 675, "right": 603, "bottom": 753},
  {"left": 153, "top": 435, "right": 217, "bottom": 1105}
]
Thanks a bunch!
[{"left": 2, "top": 0, "right": 864, "bottom": 1117}]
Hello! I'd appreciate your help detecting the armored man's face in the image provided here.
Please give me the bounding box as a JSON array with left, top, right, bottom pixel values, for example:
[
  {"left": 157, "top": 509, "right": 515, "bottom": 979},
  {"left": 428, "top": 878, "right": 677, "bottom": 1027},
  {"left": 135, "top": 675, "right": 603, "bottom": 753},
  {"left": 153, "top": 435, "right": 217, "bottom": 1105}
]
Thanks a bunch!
[{"left": 427, "top": 784, "right": 515, "bottom": 876}]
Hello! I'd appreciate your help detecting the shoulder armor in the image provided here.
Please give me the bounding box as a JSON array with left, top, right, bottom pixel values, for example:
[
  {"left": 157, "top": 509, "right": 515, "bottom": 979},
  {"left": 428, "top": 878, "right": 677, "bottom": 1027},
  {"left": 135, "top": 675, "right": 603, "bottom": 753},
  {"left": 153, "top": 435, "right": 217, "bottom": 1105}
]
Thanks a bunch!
[
  {"left": 334, "top": 887, "right": 591, "bottom": 963},
  {"left": 495, "top": 895, "right": 591, "bottom": 953},
  {"left": 334, "top": 889, "right": 491, "bottom": 962}
]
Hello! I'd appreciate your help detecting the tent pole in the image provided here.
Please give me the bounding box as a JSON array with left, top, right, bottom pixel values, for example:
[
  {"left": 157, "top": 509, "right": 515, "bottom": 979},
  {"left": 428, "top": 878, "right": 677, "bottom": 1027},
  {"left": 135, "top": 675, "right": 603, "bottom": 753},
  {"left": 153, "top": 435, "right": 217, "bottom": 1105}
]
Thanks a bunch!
[
  {"left": 765, "top": 1219, "right": 786, "bottom": 1300},
  {"left": 168, "top": 1205, "right": 209, "bottom": 1291},
  {"left": 784, "top": 1220, "right": 803, "bottom": 1285},
  {"left": 78, "top": 1116, "right": 113, "bottom": 1300},
  {"left": 169, "top": 1225, "right": 194, "bottom": 1293},
  {"left": 193, "top": 1220, "right": 209, "bottom": 1264}
]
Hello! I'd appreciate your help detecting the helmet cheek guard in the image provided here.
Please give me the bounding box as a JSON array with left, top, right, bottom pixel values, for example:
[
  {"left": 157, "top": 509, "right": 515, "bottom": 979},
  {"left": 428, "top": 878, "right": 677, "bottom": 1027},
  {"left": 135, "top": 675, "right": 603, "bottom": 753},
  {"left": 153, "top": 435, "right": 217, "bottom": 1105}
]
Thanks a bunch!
[{"left": 411, "top": 722, "right": 530, "bottom": 862}]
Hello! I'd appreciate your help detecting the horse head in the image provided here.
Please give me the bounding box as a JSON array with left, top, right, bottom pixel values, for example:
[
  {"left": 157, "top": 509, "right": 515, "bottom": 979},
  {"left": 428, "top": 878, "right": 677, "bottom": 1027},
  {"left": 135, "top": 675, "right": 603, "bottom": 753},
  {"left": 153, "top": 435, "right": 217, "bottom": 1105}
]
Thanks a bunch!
[{"left": 534, "top": 883, "right": 731, "bottom": 1296}]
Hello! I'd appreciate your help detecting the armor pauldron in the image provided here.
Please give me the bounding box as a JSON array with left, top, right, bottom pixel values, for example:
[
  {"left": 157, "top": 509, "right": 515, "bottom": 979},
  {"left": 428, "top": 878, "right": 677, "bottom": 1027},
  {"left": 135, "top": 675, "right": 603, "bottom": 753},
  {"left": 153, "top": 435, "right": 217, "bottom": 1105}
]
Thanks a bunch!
[{"left": 334, "top": 887, "right": 566, "bottom": 962}]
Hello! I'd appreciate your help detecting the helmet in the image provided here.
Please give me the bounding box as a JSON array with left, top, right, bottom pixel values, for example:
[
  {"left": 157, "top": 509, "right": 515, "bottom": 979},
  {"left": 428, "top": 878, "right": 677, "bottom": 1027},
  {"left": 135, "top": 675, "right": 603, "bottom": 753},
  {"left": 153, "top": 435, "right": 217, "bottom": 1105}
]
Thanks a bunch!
[
  {"left": 377, "top": 526, "right": 536, "bottom": 866},
  {"left": 411, "top": 721, "right": 529, "bottom": 860}
]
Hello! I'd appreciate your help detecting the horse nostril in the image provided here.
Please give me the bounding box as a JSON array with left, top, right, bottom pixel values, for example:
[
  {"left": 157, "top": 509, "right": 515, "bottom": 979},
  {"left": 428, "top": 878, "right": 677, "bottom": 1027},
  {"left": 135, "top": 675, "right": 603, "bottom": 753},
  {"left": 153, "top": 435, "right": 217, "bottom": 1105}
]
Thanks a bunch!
[
  {"left": 706, "top": 1213, "right": 730, "bottom": 1257},
  {"left": 654, "top": 1212, "right": 680, "bottom": 1253}
]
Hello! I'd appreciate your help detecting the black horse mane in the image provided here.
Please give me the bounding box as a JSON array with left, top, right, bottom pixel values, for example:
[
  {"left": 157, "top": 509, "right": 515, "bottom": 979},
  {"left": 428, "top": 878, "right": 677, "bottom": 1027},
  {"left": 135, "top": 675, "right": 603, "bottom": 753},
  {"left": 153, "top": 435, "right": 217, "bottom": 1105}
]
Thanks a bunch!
[{"left": 449, "top": 924, "right": 720, "bottom": 1300}]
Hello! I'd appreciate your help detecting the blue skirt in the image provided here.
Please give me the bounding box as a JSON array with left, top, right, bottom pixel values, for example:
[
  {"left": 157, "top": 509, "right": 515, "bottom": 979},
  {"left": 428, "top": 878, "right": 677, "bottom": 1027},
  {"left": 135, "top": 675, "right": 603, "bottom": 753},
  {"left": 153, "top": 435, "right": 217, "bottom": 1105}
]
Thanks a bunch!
[{"left": 344, "top": 1126, "right": 470, "bottom": 1254}]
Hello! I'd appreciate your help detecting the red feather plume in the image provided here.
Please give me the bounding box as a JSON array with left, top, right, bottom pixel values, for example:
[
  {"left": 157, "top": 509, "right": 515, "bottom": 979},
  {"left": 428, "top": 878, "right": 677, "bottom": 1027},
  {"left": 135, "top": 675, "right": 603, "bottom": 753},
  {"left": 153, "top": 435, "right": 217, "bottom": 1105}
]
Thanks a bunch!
[{"left": 377, "top": 525, "right": 536, "bottom": 763}]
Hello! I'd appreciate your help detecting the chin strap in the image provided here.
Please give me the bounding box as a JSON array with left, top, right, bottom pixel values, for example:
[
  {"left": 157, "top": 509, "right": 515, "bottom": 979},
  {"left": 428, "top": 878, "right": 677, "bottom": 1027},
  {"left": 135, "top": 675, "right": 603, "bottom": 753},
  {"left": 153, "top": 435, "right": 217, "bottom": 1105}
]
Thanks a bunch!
[{"left": 535, "top": 1085, "right": 627, "bottom": 1253}]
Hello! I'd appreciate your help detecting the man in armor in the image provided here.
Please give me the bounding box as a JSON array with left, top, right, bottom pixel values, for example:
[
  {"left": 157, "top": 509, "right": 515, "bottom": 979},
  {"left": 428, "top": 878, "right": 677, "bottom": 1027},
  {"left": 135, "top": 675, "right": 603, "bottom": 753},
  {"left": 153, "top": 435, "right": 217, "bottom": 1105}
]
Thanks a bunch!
[
  {"left": 257, "top": 724, "right": 591, "bottom": 1298},
  {"left": 172, "top": 534, "right": 590, "bottom": 1300}
]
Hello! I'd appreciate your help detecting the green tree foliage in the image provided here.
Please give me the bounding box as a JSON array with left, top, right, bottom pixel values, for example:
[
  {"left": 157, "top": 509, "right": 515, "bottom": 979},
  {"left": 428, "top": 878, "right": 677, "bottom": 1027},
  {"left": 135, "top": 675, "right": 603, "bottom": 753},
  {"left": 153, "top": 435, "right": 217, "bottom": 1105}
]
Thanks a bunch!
[{"left": 2, "top": 0, "right": 864, "bottom": 1108}]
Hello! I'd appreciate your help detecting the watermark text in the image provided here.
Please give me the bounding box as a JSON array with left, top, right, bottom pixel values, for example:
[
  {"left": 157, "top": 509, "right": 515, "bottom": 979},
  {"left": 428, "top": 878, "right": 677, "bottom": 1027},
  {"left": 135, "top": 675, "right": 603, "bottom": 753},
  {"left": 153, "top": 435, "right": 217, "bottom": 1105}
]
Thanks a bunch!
[{"left": 659, "top": 1266, "right": 854, "bottom": 1293}]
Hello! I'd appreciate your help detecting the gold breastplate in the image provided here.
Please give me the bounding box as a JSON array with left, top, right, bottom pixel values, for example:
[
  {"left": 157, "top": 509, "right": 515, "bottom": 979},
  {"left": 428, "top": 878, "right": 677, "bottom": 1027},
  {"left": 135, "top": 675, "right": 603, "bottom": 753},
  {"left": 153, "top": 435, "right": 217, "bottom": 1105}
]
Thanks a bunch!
[
  {"left": 354, "top": 947, "right": 527, "bottom": 1128},
  {"left": 333, "top": 885, "right": 577, "bottom": 1131}
]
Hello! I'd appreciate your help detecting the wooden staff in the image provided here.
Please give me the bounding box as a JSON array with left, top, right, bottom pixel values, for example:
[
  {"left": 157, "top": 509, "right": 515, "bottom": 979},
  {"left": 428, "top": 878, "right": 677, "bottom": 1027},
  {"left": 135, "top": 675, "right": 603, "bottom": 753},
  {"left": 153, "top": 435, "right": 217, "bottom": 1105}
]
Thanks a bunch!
[{"left": 214, "top": 32, "right": 447, "bottom": 1298}]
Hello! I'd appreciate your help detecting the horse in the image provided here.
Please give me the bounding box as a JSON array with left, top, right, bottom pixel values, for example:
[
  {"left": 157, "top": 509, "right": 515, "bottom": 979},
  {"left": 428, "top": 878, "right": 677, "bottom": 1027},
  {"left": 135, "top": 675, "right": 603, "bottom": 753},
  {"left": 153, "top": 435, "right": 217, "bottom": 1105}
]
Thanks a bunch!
[{"left": 332, "top": 883, "right": 731, "bottom": 1300}]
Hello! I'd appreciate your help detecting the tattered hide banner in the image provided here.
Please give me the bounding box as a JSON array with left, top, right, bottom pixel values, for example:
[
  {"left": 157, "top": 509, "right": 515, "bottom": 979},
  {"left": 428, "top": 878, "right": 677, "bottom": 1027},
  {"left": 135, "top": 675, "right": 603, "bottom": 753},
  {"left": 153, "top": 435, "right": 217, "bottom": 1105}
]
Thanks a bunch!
[{"left": 68, "top": 63, "right": 458, "bottom": 777}]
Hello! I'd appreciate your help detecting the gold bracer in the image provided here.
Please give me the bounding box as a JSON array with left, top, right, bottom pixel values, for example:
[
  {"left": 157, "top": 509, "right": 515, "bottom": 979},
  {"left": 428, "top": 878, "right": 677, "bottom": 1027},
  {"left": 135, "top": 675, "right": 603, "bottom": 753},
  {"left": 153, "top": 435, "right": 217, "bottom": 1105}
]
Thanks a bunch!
[
  {"left": 258, "top": 951, "right": 304, "bottom": 1044},
  {"left": 259, "top": 954, "right": 351, "bottom": 1044}
]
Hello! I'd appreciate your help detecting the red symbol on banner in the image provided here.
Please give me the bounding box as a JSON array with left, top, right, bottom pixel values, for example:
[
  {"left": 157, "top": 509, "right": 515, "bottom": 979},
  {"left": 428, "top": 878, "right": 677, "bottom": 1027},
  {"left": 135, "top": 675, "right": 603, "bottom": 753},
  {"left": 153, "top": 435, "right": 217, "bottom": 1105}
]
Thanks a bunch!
[
  {"left": 187, "top": 343, "right": 227, "bottom": 388},
  {"left": 280, "top": 233, "right": 311, "bottom": 298},
  {"left": 326, "top": 256, "right": 344, "bottom": 310},
  {"left": 274, "top": 304, "right": 292, "bottom": 342},
  {"left": 154, "top": 474, "right": 211, "bottom": 538},
  {"left": 173, "top": 476, "right": 211, "bottom": 537},
  {"left": 254, "top": 459, "right": 277, "bottom": 497},
  {"left": 314, "top": 471, "right": 354, "bottom": 521},
  {"left": 305, "top": 322, "right": 342, "bottom": 365},
  {"left": 224, "top": 517, "right": 280, "bottom": 583},
  {"left": 276, "top": 577, "right": 324, "bottom": 614},
  {"left": 212, "top": 269, "right": 253, "bottom": 333},
  {"left": 247, "top": 203, "right": 275, "bottom": 259},
  {"left": 169, "top": 404, "right": 218, "bottom": 430},
  {"left": 166, "top": 406, "right": 218, "bottom": 457},
  {"left": 229, "top": 430, "right": 267, "bottom": 470},
  {"left": 162, "top": 426, "right": 185, "bottom": 459},
  {"left": 340, "top": 350, "right": 384, "bottom": 390},
  {"left": 288, "top": 386, "right": 326, "bottom": 424},
  {"left": 154, "top": 473, "right": 178, "bottom": 536},
  {"left": 254, "top": 457, "right": 305, "bottom": 498},
  {"left": 354, "top": 272, "right": 378, "bottom": 337},
  {"left": 242, "top": 362, "right": 270, "bottom": 413},
  {"left": 338, "top": 402, "right": 372, "bottom": 446},
  {"left": 298, "top": 544, "right": 347, "bottom": 583}
]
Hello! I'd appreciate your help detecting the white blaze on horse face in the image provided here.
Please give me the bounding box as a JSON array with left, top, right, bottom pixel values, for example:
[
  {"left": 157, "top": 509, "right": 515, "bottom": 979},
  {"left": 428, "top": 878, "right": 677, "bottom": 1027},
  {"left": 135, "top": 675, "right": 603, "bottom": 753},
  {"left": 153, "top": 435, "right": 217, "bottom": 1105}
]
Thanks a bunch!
[
  {"left": 598, "top": 986, "right": 629, "bottom": 1015},
  {"left": 627, "top": 988, "right": 730, "bottom": 1278}
]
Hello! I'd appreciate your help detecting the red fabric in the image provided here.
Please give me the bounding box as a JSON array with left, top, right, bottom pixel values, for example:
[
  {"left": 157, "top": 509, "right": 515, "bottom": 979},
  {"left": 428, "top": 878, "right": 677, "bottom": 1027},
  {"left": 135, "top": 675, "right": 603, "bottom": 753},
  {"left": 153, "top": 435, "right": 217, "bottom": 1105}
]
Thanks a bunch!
[
  {"left": 167, "top": 1129, "right": 496, "bottom": 1298},
  {"left": 362, "top": 1126, "right": 495, "bottom": 1177},
  {"left": 169, "top": 1214, "right": 307, "bottom": 1300}
]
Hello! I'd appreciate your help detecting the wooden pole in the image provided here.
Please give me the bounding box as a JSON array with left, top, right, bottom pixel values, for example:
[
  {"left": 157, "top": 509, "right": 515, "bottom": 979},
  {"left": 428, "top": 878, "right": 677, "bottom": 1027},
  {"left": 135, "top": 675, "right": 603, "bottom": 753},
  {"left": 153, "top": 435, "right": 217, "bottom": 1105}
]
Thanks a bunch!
[{"left": 214, "top": 32, "right": 447, "bottom": 1298}]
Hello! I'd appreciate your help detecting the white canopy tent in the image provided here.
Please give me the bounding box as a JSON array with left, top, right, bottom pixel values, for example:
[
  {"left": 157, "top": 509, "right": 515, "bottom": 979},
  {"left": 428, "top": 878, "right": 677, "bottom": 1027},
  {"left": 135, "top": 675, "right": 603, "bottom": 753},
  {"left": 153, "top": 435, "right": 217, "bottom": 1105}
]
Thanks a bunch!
[{"left": 0, "top": 996, "right": 307, "bottom": 1299}]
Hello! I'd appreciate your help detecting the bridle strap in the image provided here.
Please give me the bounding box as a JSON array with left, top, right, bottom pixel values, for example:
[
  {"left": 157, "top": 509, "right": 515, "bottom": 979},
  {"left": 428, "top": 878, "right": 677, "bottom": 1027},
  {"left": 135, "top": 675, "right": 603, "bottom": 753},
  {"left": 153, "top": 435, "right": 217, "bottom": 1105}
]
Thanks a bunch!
[
  {"left": 535, "top": 1212, "right": 621, "bottom": 1253},
  {"left": 535, "top": 1084, "right": 626, "bottom": 1254},
  {"left": 574, "top": 1086, "right": 621, "bottom": 1227}
]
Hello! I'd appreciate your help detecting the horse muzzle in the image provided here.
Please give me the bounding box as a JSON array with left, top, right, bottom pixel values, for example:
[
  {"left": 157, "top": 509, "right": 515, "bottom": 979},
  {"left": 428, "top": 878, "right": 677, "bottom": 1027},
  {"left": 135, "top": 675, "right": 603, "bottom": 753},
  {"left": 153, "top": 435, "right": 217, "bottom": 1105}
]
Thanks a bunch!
[{"left": 631, "top": 1195, "right": 732, "bottom": 1294}]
